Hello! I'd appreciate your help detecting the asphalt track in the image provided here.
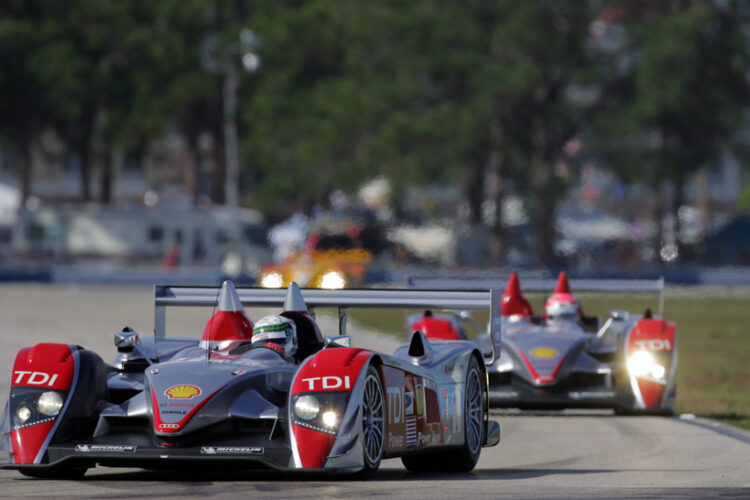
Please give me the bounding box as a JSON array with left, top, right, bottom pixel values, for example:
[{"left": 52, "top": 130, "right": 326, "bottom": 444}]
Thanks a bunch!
[{"left": 1, "top": 284, "right": 749, "bottom": 499}]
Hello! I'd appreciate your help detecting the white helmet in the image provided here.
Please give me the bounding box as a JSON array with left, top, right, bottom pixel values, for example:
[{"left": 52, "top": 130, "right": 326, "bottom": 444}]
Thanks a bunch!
[
  {"left": 544, "top": 293, "right": 581, "bottom": 322},
  {"left": 252, "top": 315, "right": 298, "bottom": 357}
]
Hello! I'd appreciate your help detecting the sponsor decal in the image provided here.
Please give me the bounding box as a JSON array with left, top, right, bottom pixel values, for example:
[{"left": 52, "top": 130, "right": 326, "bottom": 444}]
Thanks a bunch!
[
  {"left": 387, "top": 386, "right": 403, "bottom": 424},
  {"left": 531, "top": 347, "right": 558, "bottom": 359},
  {"left": 632, "top": 339, "right": 672, "bottom": 351},
  {"left": 168, "top": 403, "right": 195, "bottom": 407},
  {"left": 300, "top": 376, "right": 351, "bottom": 391},
  {"left": 404, "top": 392, "right": 414, "bottom": 415},
  {"left": 161, "top": 410, "right": 188, "bottom": 415},
  {"left": 12, "top": 371, "right": 59, "bottom": 387},
  {"left": 569, "top": 391, "right": 616, "bottom": 399},
  {"left": 150, "top": 368, "right": 159, "bottom": 374},
  {"left": 158, "top": 423, "right": 180, "bottom": 430},
  {"left": 232, "top": 369, "right": 247, "bottom": 376},
  {"left": 201, "top": 446, "right": 264, "bottom": 455},
  {"left": 75, "top": 444, "right": 137, "bottom": 453},
  {"left": 164, "top": 384, "right": 202, "bottom": 399},
  {"left": 387, "top": 433, "right": 405, "bottom": 448}
]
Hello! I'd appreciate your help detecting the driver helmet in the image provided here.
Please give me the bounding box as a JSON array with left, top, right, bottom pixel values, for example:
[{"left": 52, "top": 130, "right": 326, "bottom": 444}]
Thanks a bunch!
[
  {"left": 252, "top": 315, "right": 298, "bottom": 357},
  {"left": 544, "top": 293, "right": 581, "bottom": 323},
  {"left": 544, "top": 271, "right": 581, "bottom": 323}
]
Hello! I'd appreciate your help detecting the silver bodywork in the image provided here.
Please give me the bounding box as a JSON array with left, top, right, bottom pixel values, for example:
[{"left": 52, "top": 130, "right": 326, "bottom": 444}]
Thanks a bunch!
[{"left": 1, "top": 283, "right": 501, "bottom": 475}]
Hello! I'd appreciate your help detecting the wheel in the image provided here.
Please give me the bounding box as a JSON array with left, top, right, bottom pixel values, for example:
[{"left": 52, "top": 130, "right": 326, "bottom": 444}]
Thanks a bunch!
[
  {"left": 359, "top": 366, "right": 385, "bottom": 475},
  {"left": 20, "top": 467, "right": 88, "bottom": 479},
  {"left": 402, "top": 356, "right": 486, "bottom": 473},
  {"left": 454, "top": 356, "right": 485, "bottom": 472}
]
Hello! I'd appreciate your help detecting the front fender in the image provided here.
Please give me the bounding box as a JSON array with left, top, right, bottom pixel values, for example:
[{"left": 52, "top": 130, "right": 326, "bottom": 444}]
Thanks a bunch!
[
  {"left": 624, "top": 319, "right": 677, "bottom": 410},
  {"left": 288, "top": 347, "right": 376, "bottom": 469}
]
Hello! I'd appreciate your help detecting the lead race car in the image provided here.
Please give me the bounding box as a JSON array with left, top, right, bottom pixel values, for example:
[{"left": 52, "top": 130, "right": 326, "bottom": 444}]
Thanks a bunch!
[
  {"left": 409, "top": 272, "right": 677, "bottom": 414},
  {"left": 1, "top": 281, "right": 501, "bottom": 478}
]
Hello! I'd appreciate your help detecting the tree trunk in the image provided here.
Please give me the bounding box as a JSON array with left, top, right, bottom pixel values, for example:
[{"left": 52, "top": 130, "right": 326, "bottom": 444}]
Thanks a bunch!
[
  {"left": 16, "top": 143, "right": 31, "bottom": 210},
  {"left": 101, "top": 151, "right": 113, "bottom": 205},
  {"left": 532, "top": 189, "right": 557, "bottom": 268},
  {"left": 79, "top": 143, "right": 91, "bottom": 202},
  {"left": 465, "top": 163, "right": 484, "bottom": 225}
]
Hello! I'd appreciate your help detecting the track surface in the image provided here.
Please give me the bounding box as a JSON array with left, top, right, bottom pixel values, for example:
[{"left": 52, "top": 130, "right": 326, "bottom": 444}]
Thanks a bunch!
[{"left": 1, "top": 284, "right": 749, "bottom": 499}]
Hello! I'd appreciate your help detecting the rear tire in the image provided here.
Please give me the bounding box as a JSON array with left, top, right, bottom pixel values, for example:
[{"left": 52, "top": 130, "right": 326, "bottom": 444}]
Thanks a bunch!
[
  {"left": 402, "top": 356, "right": 486, "bottom": 473},
  {"left": 453, "top": 356, "right": 485, "bottom": 472},
  {"left": 358, "top": 366, "right": 385, "bottom": 476}
]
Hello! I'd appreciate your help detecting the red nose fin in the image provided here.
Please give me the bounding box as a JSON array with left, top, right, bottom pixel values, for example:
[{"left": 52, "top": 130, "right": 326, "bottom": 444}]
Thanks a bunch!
[
  {"left": 505, "top": 271, "right": 522, "bottom": 297},
  {"left": 554, "top": 271, "right": 572, "bottom": 294},
  {"left": 501, "top": 272, "right": 533, "bottom": 317}
]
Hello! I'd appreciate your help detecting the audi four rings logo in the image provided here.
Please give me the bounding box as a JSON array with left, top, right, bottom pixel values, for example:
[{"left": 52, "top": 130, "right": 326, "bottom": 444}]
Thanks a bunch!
[{"left": 158, "top": 423, "right": 180, "bottom": 430}]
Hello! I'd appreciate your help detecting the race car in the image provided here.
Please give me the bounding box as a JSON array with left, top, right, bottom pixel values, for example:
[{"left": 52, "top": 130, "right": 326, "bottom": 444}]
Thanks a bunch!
[
  {"left": 409, "top": 272, "right": 677, "bottom": 414},
  {"left": 257, "top": 220, "right": 373, "bottom": 289},
  {"left": 0, "top": 281, "right": 500, "bottom": 478}
]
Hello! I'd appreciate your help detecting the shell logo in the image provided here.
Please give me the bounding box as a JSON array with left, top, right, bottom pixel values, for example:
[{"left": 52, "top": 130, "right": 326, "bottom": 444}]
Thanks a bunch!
[
  {"left": 531, "top": 347, "right": 558, "bottom": 359},
  {"left": 164, "top": 384, "right": 202, "bottom": 399}
]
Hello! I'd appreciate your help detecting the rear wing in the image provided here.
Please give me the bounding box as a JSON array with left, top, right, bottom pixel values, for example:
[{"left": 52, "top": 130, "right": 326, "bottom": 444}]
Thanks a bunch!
[
  {"left": 407, "top": 276, "right": 665, "bottom": 316},
  {"left": 153, "top": 285, "right": 502, "bottom": 357}
]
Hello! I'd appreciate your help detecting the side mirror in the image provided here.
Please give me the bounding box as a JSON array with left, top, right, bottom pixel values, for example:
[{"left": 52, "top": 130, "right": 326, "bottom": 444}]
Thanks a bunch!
[
  {"left": 114, "top": 327, "right": 152, "bottom": 365},
  {"left": 115, "top": 328, "right": 141, "bottom": 352},
  {"left": 325, "top": 335, "right": 352, "bottom": 348},
  {"left": 609, "top": 310, "right": 629, "bottom": 321}
]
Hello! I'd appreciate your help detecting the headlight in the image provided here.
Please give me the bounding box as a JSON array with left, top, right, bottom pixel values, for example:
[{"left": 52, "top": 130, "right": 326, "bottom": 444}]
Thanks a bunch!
[
  {"left": 37, "top": 391, "right": 64, "bottom": 416},
  {"left": 321, "top": 410, "right": 337, "bottom": 428},
  {"left": 319, "top": 270, "right": 346, "bottom": 290},
  {"left": 260, "top": 271, "right": 283, "bottom": 288},
  {"left": 627, "top": 351, "right": 653, "bottom": 376},
  {"left": 16, "top": 406, "right": 31, "bottom": 424},
  {"left": 628, "top": 351, "right": 666, "bottom": 379},
  {"left": 294, "top": 395, "right": 320, "bottom": 420},
  {"left": 651, "top": 364, "right": 666, "bottom": 379}
]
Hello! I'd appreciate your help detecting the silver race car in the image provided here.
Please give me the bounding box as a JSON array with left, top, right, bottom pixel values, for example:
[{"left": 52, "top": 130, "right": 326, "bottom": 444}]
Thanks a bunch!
[
  {"left": 1, "top": 281, "right": 500, "bottom": 478},
  {"left": 409, "top": 272, "right": 677, "bottom": 414}
]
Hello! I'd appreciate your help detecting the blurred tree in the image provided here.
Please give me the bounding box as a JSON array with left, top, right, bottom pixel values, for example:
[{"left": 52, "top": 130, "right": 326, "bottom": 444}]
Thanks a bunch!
[
  {"left": 594, "top": 1, "right": 750, "bottom": 259},
  {"left": 0, "top": 0, "right": 48, "bottom": 207},
  {"left": 241, "top": 1, "right": 599, "bottom": 267}
]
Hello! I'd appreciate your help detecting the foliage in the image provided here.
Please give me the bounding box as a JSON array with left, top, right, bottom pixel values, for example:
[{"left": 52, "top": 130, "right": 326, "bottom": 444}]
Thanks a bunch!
[{"left": 1, "top": 1, "right": 749, "bottom": 266}]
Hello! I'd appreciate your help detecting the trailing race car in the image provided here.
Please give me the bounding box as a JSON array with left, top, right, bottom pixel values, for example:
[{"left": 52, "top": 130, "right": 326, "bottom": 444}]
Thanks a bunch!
[
  {"left": 410, "top": 272, "right": 677, "bottom": 414},
  {"left": 0, "top": 282, "right": 500, "bottom": 478}
]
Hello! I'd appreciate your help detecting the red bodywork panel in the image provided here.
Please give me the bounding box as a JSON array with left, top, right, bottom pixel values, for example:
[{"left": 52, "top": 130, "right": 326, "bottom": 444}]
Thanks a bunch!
[
  {"left": 10, "top": 343, "right": 76, "bottom": 464},
  {"left": 290, "top": 348, "right": 373, "bottom": 468},
  {"left": 628, "top": 319, "right": 676, "bottom": 409},
  {"left": 518, "top": 350, "right": 568, "bottom": 385},
  {"left": 201, "top": 311, "right": 254, "bottom": 343},
  {"left": 411, "top": 317, "right": 460, "bottom": 341}
]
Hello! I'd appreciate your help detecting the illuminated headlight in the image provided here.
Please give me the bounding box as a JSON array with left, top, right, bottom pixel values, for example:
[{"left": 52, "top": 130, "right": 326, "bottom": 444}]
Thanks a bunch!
[
  {"left": 321, "top": 410, "right": 337, "bottom": 428},
  {"left": 294, "top": 395, "right": 320, "bottom": 420},
  {"left": 628, "top": 351, "right": 666, "bottom": 379},
  {"left": 260, "top": 271, "right": 283, "bottom": 288},
  {"left": 37, "top": 391, "right": 64, "bottom": 416},
  {"left": 651, "top": 364, "right": 666, "bottom": 379},
  {"left": 319, "top": 270, "right": 346, "bottom": 290},
  {"left": 16, "top": 406, "right": 31, "bottom": 424}
]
